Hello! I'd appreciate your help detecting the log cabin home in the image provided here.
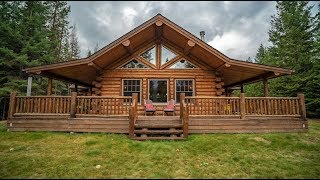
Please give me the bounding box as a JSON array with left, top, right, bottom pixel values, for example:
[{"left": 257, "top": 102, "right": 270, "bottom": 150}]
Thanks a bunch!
[{"left": 7, "top": 14, "right": 308, "bottom": 140}]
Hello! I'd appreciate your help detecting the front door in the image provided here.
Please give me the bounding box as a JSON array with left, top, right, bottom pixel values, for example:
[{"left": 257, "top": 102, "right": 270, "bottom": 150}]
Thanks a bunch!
[{"left": 148, "top": 79, "right": 168, "bottom": 103}]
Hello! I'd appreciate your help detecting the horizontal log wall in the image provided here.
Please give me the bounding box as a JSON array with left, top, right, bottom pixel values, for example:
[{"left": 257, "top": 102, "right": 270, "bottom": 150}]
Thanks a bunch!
[
  {"left": 101, "top": 69, "right": 223, "bottom": 115},
  {"left": 7, "top": 115, "right": 129, "bottom": 133}
]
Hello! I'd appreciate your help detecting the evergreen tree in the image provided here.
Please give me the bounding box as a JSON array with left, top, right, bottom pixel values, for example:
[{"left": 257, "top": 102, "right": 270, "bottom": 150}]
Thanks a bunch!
[
  {"left": 266, "top": 1, "right": 315, "bottom": 97},
  {"left": 0, "top": 1, "right": 71, "bottom": 96},
  {"left": 70, "top": 24, "right": 80, "bottom": 59},
  {"left": 94, "top": 42, "right": 99, "bottom": 53},
  {"left": 45, "top": 1, "right": 71, "bottom": 62},
  {"left": 87, "top": 49, "right": 92, "bottom": 57}
]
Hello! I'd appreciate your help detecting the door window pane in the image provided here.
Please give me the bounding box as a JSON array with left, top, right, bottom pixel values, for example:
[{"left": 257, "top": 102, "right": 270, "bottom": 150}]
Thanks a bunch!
[{"left": 149, "top": 80, "right": 167, "bottom": 103}]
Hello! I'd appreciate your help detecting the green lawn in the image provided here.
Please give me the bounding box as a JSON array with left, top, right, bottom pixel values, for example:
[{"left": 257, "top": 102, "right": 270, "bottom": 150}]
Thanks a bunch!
[{"left": 0, "top": 120, "right": 319, "bottom": 179}]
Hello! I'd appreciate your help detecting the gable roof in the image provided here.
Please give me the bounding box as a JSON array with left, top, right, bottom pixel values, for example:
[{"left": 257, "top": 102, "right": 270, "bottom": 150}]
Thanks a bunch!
[{"left": 24, "top": 14, "right": 292, "bottom": 87}]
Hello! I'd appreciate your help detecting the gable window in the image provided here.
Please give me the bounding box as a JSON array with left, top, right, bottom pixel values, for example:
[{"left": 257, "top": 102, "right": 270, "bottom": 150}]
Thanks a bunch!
[
  {"left": 140, "top": 46, "right": 156, "bottom": 65},
  {"left": 170, "top": 59, "right": 197, "bottom": 69},
  {"left": 123, "top": 79, "right": 141, "bottom": 103},
  {"left": 161, "top": 45, "right": 177, "bottom": 65},
  {"left": 175, "top": 79, "right": 194, "bottom": 102},
  {"left": 121, "top": 59, "right": 149, "bottom": 68}
]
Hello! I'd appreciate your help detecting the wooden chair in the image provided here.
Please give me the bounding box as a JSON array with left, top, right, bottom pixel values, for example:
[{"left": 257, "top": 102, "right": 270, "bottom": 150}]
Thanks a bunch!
[
  {"left": 144, "top": 99, "right": 156, "bottom": 116},
  {"left": 163, "top": 99, "right": 176, "bottom": 116}
]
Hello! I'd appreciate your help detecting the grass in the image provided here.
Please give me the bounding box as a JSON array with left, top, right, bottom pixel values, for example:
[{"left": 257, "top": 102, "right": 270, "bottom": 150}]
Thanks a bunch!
[{"left": 0, "top": 120, "right": 320, "bottom": 178}]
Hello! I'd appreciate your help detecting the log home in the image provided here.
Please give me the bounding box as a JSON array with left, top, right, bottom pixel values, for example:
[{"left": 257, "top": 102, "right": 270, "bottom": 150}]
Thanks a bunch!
[{"left": 7, "top": 14, "right": 308, "bottom": 140}]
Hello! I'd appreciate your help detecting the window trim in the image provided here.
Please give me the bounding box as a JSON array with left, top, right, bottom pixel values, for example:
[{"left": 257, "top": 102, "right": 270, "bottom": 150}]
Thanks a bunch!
[
  {"left": 147, "top": 79, "right": 169, "bottom": 105},
  {"left": 139, "top": 45, "right": 157, "bottom": 66},
  {"left": 169, "top": 58, "right": 199, "bottom": 69},
  {"left": 117, "top": 58, "right": 151, "bottom": 69},
  {"left": 175, "top": 79, "right": 195, "bottom": 103},
  {"left": 122, "top": 79, "right": 142, "bottom": 104},
  {"left": 160, "top": 44, "right": 178, "bottom": 66}
]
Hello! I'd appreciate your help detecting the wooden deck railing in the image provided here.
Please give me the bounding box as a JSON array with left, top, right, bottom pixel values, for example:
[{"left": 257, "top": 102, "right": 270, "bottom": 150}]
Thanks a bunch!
[
  {"left": 8, "top": 92, "right": 133, "bottom": 118},
  {"left": 13, "top": 95, "right": 71, "bottom": 114},
  {"left": 185, "top": 96, "right": 240, "bottom": 115},
  {"left": 185, "top": 93, "right": 306, "bottom": 119},
  {"left": 76, "top": 96, "right": 132, "bottom": 115},
  {"left": 245, "top": 97, "right": 300, "bottom": 116}
]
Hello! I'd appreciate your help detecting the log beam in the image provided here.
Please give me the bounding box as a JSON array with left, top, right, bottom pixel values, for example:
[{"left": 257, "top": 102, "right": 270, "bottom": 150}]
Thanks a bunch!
[
  {"left": 263, "top": 78, "right": 268, "bottom": 97},
  {"left": 214, "top": 62, "right": 231, "bottom": 72},
  {"left": 122, "top": 40, "right": 133, "bottom": 54},
  {"left": 155, "top": 21, "right": 163, "bottom": 43},
  {"left": 47, "top": 78, "right": 52, "bottom": 96},
  {"left": 88, "top": 62, "right": 103, "bottom": 74},
  {"left": 184, "top": 40, "right": 195, "bottom": 55}
]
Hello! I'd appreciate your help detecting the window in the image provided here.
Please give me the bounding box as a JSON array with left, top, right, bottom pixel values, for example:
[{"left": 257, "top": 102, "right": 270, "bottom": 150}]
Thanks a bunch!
[
  {"left": 176, "top": 80, "right": 194, "bottom": 102},
  {"left": 123, "top": 79, "right": 141, "bottom": 103},
  {"left": 149, "top": 79, "right": 168, "bottom": 103},
  {"left": 140, "top": 46, "right": 156, "bottom": 65},
  {"left": 170, "top": 59, "right": 197, "bottom": 69},
  {"left": 121, "top": 59, "right": 149, "bottom": 68},
  {"left": 161, "top": 45, "right": 177, "bottom": 65}
]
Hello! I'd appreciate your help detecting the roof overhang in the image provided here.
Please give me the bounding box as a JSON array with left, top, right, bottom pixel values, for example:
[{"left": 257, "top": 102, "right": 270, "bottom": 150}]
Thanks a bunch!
[{"left": 24, "top": 14, "right": 293, "bottom": 88}]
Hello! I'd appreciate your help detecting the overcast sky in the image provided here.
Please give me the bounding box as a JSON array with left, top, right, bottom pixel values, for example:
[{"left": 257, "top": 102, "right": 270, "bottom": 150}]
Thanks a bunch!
[{"left": 67, "top": 1, "right": 319, "bottom": 61}]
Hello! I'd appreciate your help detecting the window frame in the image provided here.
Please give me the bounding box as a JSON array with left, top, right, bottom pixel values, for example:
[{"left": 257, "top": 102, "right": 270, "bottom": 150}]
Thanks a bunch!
[
  {"left": 122, "top": 79, "right": 142, "bottom": 104},
  {"left": 160, "top": 44, "right": 178, "bottom": 66},
  {"left": 118, "top": 59, "right": 150, "bottom": 69},
  {"left": 147, "top": 79, "right": 169, "bottom": 105},
  {"left": 175, "top": 79, "right": 195, "bottom": 103},
  {"left": 169, "top": 58, "right": 198, "bottom": 69},
  {"left": 139, "top": 45, "right": 157, "bottom": 66}
]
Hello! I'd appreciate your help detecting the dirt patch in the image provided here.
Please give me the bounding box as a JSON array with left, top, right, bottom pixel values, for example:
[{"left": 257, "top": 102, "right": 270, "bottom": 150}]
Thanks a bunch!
[{"left": 250, "top": 137, "right": 271, "bottom": 145}]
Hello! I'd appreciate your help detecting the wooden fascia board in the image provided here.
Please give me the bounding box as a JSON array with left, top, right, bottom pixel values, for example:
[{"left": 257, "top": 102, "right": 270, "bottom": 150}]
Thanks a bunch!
[
  {"left": 228, "top": 59, "right": 293, "bottom": 74},
  {"left": 23, "top": 59, "right": 89, "bottom": 73},
  {"left": 157, "top": 16, "right": 231, "bottom": 64}
]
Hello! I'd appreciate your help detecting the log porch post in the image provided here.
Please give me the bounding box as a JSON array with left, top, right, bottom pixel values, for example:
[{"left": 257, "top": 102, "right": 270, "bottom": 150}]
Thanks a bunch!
[
  {"left": 240, "top": 93, "right": 245, "bottom": 119},
  {"left": 129, "top": 93, "right": 138, "bottom": 138},
  {"left": 27, "top": 76, "right": 32, "bottom": 96},
  {"left": 8, "top": 91, "right": 17, "bottom": 119},
  {"left": 240, "top": 84, "right": 244, "bottom": 93},
  {"left": 70, "top": 92, "right": 77, "bottom": 118},
  {"left": 47, "top": 78, "right": 52, "bottom": 96},
  {"left": 263, "top": 78, "right": 268, "bottom": 97},
  {"left": 298, "top": 93, "right": 306, "bottom": 121},
  {"left": 180, "top": 93, "right": 185, "bottom": 117}
]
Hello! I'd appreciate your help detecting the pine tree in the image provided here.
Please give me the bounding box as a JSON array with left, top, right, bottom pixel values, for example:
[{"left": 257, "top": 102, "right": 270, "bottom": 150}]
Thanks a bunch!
[
  {"left": 94, "top": 42, "right": 99, "bottom": 53},
  {"left": 45, "top": 1, "right": 71, "bottom": 62},
  {"left": 87, "top": 49, "right": 92, "bottom": 57},
  {"left": 70, "top": 24, "right": 80, "bottom": 59},
  {"left": 266, "top": 1, "right": 315, "bottom": 97}
]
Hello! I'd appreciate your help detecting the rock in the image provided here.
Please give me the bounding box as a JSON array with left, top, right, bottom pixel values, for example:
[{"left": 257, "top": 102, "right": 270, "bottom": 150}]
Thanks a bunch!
[{"left": 95, "top": 165, "right": 101, "bottom": 169}]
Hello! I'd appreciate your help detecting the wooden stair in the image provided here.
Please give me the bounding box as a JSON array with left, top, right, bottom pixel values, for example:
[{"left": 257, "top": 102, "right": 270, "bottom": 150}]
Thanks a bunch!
[{"left": 131, "top": 116, "right": 186, "bottom": 141}]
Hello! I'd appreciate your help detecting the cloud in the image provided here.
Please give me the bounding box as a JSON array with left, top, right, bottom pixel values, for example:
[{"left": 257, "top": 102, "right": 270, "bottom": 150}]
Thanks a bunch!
[{"left": 67, "top": 1, "right": 280, "bottom": 60}]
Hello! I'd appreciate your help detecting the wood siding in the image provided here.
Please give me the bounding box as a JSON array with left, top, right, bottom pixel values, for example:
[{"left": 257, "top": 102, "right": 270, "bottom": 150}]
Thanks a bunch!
[
  {"left": 100, "top": 69, "right": 224, "bottom": 115},
  {"left": 8, "top": 115, "right": 129, "bottom": 133},
  {"left": 189, "top": 116, "right": 307, "bottom": 133}
]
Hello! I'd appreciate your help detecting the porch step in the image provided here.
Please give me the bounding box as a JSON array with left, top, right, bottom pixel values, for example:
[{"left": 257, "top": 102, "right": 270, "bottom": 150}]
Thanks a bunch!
[
  {"left": 134, "top": 129, "right": 183, "bottom": 135},
  {"left": 130, "top": 136, "right": 186, "bottom": 141},
  {"left": 134, "top": 124, "right": 183, "bottom": 129},
  {"left": 137, "top": 116, "right": 180, "bottom": 121}
]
